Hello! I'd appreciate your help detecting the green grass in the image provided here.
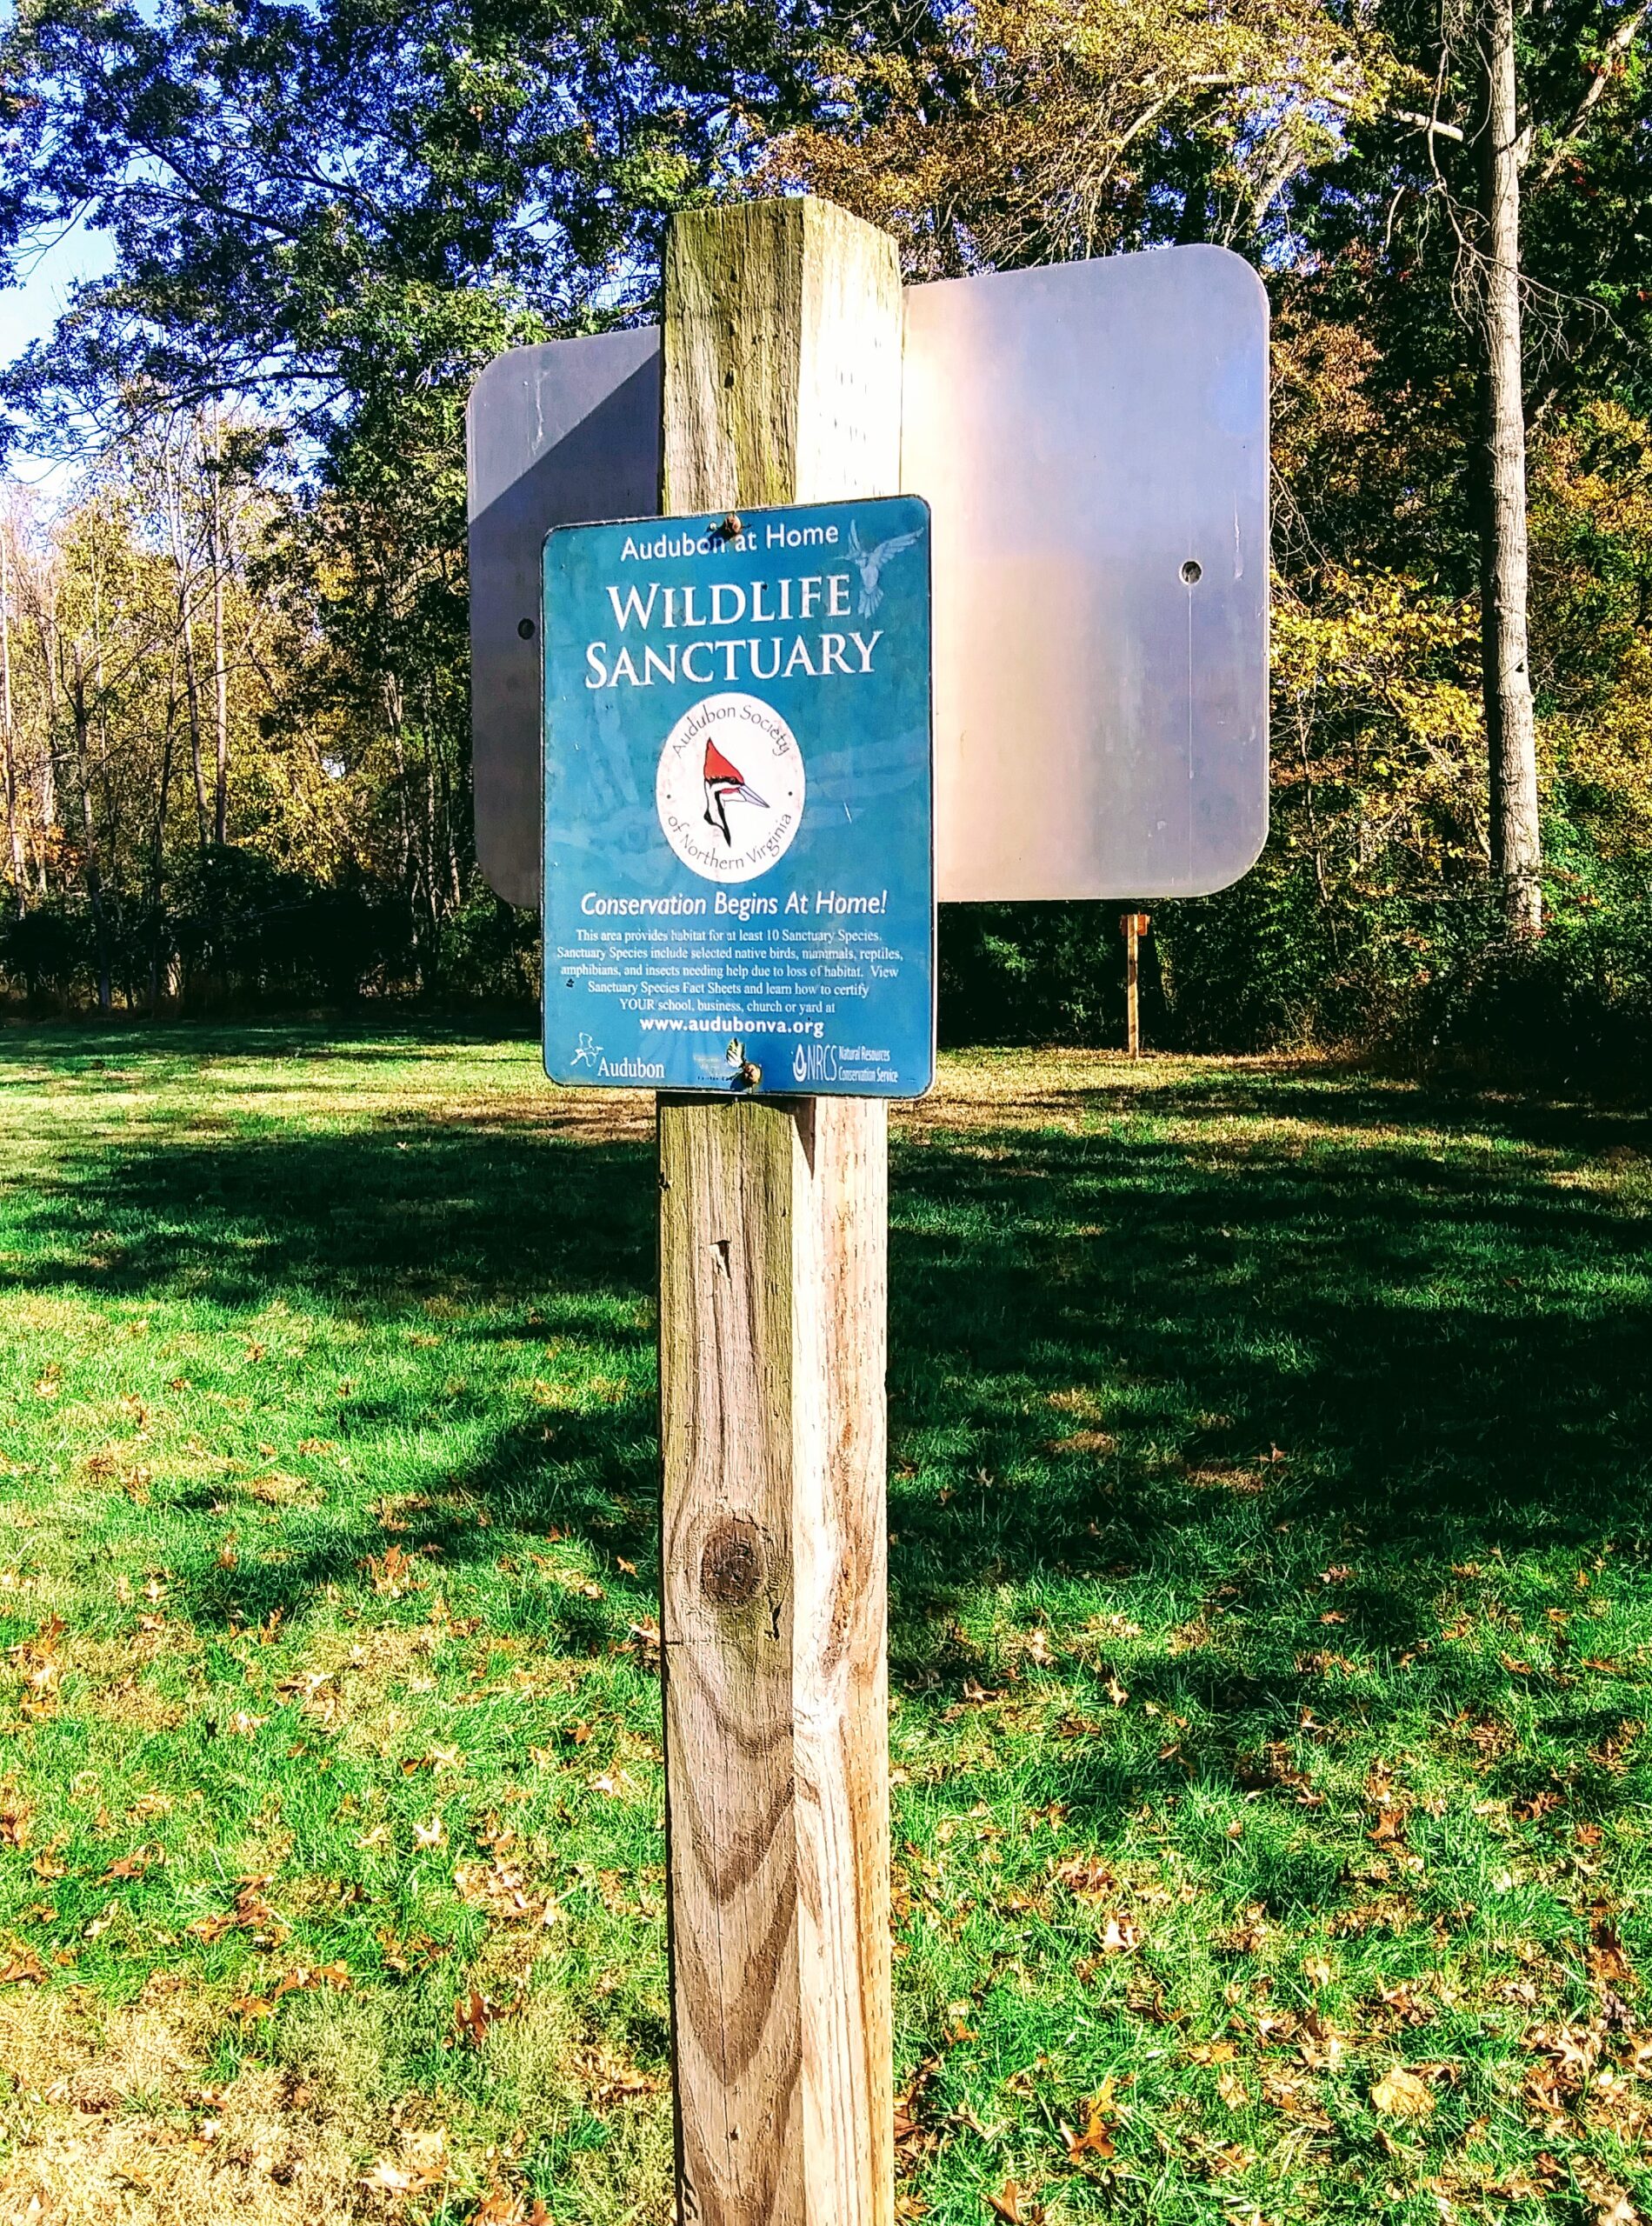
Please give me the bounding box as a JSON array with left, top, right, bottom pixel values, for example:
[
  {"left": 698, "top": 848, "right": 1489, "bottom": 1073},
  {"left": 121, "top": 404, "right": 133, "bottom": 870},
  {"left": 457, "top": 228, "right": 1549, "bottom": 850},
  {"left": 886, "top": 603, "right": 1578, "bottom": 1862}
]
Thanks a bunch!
[{"left": 0, "top": 1025, "right": 1649, "bottom": 2226}]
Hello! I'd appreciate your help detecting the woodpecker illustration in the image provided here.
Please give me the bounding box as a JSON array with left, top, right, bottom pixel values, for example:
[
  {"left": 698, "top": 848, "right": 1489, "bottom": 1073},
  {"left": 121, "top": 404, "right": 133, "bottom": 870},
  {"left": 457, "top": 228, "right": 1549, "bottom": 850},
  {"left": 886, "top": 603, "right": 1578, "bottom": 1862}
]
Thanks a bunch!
[
  {"left": 703, "top": 736, "right": 767, "bottom": 846},
  {"left": 848, "top": 519, "right": 922, "bottom": 617}
]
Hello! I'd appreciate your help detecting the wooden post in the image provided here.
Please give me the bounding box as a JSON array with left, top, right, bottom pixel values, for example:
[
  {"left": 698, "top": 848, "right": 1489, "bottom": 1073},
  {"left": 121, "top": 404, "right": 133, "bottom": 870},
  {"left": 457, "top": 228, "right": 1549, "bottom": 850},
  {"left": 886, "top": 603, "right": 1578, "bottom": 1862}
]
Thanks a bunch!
[
  {"left": 657, "top": 198, "right": 899, "bottom": 2226},
  {"left": 1122, "top": 911, "right": 1144, "bottom": 1058}
]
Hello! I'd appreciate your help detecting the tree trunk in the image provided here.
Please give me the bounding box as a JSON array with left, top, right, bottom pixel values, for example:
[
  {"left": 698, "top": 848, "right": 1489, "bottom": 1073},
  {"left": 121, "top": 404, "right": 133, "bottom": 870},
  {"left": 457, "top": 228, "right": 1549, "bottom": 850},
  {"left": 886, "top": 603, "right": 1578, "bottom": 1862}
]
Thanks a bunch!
[
  {"left": 1478, "top": 0, "right": 1543, "bottom": 938},
  {"left": 164, "top": 444, "right": 210, "bottom": 843},
  {"left": 34, "top": 604, "right": 58, "bottom": 894},
  {"left": 209, "top": 408, "right": 230, "bottom": 846},
  {"left": 182, "top": 603, "right": 209, "bottom": 842},
  {"left": 70, "top": 647, "right": 111, "bottom": 1013},
  {"left": 0, "top": 531, "right": 23, "bottom": 914},
  {"left": 151, "top": 649, "right": 180, "bottom": 1012}
]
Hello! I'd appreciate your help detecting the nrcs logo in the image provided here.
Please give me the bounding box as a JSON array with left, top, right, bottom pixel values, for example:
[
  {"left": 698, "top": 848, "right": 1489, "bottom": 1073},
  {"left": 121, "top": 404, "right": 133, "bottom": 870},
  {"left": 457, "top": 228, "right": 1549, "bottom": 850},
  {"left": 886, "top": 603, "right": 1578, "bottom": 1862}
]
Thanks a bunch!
[{"left": 790, "top": 1042, "right": 839, "bottom": 1085}]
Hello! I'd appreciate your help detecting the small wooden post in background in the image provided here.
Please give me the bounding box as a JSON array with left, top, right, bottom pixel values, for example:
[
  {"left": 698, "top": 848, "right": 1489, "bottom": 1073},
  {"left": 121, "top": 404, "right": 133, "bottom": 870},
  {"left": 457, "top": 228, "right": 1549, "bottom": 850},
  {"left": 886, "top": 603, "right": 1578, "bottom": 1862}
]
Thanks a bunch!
[
  {"left": 1121, "top": 910, "right": 1149, "bottom": 1058},
  {"left": 657, "top": 199, "right": 898, "bottom": 2226}
]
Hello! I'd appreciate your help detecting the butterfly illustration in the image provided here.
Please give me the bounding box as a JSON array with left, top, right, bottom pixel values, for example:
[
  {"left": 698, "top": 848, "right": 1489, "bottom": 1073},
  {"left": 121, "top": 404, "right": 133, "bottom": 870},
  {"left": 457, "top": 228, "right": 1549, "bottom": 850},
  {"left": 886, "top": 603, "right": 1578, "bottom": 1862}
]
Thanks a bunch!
[
  {"left": 848, "top": 520, "right": 922, "bottom": 617},
  {"left": 703, "top": 738, "right": 768, "bottom": 846}
]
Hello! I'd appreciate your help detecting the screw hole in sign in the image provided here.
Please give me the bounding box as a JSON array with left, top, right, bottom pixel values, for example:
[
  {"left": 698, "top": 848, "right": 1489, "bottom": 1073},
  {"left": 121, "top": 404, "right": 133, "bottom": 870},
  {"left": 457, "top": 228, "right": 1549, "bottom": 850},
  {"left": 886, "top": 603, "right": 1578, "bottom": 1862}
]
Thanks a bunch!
[
  {"left": 518, "top": 618, "right": 536, "bottom": 640},
  {"left": 1180, "top": 559, "right": 1202, "bottom": 585}
]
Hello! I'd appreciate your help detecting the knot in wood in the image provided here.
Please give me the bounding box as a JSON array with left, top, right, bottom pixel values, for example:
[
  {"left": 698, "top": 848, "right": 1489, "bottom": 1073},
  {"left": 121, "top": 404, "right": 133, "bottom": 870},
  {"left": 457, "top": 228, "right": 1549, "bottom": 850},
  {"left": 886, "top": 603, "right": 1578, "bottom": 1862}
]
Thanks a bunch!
[{"left": 700, "top": 1516, "right": 764, "bottom": 1609}]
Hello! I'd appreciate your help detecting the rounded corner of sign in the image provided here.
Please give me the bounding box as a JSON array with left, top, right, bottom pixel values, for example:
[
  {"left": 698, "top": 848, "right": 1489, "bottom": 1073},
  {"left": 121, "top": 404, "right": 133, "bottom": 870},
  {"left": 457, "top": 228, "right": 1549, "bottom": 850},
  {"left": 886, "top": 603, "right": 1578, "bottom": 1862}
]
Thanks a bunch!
[
  {"left": 1176, "top": 243, "right": 1270, "bottom": 326},
  {"left": 477, "top": 856, "right": 540, "bottom": 911},
  {"left": 467, "top": 348, "right": 528, "bottom": 412},
  {"left": 1188, "top": 815, "right": 1271, "bottom": 899}
]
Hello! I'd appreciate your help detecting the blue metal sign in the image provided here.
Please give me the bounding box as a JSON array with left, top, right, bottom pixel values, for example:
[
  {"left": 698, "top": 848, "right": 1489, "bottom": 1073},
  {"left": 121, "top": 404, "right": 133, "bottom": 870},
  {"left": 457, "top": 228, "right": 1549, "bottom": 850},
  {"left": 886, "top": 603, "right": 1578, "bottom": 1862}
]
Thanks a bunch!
[{"left": 542, "top": 496, "right": 935, "bottom": 1096}]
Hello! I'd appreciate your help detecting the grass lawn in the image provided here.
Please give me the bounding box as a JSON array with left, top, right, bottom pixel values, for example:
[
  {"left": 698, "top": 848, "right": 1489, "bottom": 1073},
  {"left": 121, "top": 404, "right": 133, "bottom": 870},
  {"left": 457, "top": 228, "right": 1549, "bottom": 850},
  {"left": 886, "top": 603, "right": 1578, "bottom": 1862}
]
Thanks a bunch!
[{"left": 0, "top": 1025, "right": 1649, "bottom": 2226}]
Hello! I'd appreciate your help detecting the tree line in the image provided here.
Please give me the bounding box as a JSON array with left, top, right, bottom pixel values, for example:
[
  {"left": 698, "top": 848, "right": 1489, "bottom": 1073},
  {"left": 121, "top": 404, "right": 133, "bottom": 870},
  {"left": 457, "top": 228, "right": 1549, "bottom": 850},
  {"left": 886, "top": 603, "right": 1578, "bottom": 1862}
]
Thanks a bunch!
[{"left": 0, "top": 0, "right": 1647, "bottom": 1074}]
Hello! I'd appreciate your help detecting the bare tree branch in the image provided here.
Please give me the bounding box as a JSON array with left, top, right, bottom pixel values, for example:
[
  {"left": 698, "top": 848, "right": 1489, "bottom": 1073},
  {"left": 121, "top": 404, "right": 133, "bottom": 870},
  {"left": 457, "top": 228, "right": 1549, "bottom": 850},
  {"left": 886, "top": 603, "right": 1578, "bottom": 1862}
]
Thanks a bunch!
[{"left": 1531, "top": 0, "right": 1652, "bottom": 185}]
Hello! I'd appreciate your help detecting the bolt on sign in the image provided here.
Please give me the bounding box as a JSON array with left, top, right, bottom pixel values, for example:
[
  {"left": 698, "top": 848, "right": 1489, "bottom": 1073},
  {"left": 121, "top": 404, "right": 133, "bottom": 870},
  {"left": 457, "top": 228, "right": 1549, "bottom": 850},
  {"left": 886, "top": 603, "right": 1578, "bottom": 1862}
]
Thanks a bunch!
[
  {"left": 542, "top": 497, "right": 935, "bottom": 1096},
  {"left": 469, "top": 242, "right": 1269, "bottom": 915}
]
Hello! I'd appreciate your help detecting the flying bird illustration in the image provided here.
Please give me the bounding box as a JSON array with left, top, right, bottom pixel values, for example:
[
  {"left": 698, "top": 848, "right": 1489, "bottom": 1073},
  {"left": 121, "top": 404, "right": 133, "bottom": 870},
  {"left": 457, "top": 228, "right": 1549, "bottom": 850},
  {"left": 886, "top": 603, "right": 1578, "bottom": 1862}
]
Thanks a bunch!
[
  {"left": 703, "top": 737, "right": 767, "bottom": 846},
  {"left": 848, "top": 520, "right": 922, "bottom": 616}
]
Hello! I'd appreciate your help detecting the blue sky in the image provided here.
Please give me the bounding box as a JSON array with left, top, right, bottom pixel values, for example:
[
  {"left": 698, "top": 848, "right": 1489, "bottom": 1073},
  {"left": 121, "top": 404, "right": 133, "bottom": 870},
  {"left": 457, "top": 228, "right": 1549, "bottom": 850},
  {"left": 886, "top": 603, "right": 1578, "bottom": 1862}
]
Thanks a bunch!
[{"left": 0, "top": 212, "right": 117, "bottom": 498}]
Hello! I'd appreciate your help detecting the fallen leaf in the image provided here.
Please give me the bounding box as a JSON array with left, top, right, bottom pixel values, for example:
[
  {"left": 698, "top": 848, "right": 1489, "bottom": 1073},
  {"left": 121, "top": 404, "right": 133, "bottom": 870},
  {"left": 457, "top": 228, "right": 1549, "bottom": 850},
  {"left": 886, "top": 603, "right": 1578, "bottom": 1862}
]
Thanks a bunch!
[
  {"left": 1368, "top": 1803, "right": 1409, "bottom": 1847},
  {"left": 1062, "top": 2103, "right": 1116, "bottom": 2161},
  {"left": 1494, "top": 2170, "right": 1554, "bottom": 2202},
  {"left": 1595, "top": 2197, "right": 1639, "bottom": 2226},
  {"left": 1370, "top": 2066, "right": 1435, "bottom": 2120},
  {"left": 455, "top": 1989, "right": 501, "bottom": 2047},
  {"left": 469, "top": 2189, "right": 550, "bottom": 2225},
  {"left": 986, "top": 2183, "right": 1043, "bottom": 2224},
  {"left": 414, "top": 1815, "right": 447, "bottom": 1850},
  {"left": 363, "top": 1545, "right": 423, "bottom": 1599},
  {"left": 103, "top": 1849, "right": 157, "bottom": 1882},
  {"left": 362, "top": 2143, "right": 446, "bottom": 2196},
  {"left": 363, "top": 2160, "right": 418, "bottom": 2194}
]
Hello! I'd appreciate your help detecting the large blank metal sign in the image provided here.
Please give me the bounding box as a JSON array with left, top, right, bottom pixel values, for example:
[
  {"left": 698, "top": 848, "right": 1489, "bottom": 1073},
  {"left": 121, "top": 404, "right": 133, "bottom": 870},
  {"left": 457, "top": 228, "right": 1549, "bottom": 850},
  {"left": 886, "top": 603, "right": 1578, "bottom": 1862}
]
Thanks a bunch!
[{"left": 468, "top": 243, "right": 1268, "bottom": 908}]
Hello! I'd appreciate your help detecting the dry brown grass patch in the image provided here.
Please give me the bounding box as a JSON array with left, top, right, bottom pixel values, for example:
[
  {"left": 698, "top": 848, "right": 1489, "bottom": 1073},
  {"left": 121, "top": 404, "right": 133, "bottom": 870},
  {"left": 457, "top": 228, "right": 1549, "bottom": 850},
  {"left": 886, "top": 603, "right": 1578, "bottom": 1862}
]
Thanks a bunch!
[
  {"left": 1186, "top": 1465, "right": 1269, "bottom": 1496},
  {"left": 0, "top": 1980, "right": 427, "bottom": 2225},
  {"left": 240, "top": 1474, "right": 323, "bottom": 1510}
]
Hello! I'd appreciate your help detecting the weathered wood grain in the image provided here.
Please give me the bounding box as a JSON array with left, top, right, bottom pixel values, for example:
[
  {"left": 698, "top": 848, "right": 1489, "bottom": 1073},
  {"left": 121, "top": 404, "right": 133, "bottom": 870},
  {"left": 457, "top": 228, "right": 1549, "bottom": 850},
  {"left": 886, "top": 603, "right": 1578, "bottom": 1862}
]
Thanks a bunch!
[
  {"left": 657, "top": 196, "right": 900, "bottom": 2226},
  {"left": 661, "top": 197, "right": 903, "bottom": 515}
]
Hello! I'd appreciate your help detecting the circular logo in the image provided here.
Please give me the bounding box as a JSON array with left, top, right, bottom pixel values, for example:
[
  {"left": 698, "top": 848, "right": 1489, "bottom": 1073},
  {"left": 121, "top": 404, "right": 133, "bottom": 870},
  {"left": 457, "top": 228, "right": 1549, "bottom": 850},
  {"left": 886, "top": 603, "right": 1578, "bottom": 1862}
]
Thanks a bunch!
[{"left": 656, "top": 692, "right": 805, "bottom": 883}]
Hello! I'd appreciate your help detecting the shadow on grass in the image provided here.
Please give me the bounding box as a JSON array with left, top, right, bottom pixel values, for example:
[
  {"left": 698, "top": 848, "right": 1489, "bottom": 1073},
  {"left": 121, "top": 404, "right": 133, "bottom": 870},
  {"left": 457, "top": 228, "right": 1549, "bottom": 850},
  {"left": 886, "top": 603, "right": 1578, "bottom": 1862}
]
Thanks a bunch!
[{"left": 6, "top": 1063, "right": 1649, "bottom": 1687}]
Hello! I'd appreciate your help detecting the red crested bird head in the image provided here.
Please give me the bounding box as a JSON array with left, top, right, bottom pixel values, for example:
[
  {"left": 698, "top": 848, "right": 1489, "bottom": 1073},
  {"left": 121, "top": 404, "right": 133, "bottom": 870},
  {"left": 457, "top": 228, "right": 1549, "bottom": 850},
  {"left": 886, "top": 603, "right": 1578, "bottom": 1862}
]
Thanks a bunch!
[{"left": 703, "top": 738, "right": 744, "bottom": 788}]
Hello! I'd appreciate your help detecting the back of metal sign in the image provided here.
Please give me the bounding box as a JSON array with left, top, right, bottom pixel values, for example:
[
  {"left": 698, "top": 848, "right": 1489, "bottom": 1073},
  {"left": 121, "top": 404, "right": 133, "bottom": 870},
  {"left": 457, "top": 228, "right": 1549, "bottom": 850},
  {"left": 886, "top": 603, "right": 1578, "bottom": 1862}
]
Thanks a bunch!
[
  {"left": 468, "top": 330, "right": 662, "bottom": 906},
  {"left": 904, "top": 246, "right": 1268, "bottom": 901},
  {"left": 468, "top": 243, "right": 1268, "bottom": 908}
]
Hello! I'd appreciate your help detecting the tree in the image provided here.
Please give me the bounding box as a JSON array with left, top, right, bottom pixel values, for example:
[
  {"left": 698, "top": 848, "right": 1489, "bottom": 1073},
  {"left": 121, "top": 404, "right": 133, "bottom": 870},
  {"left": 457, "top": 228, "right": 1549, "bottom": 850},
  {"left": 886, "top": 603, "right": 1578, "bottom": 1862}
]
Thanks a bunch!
[
  {"left": 0, "top": 0, "right": 817, "bottom": 963},
  {"left": 1289, "top": 0, "right": 1652, "bottom": 937},
  {"left": 1478, "top": 0, "right": 1543, "bottom": 935},
  {"left": 760, "top": 0, "right": 1390, "bottom": 273}
]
